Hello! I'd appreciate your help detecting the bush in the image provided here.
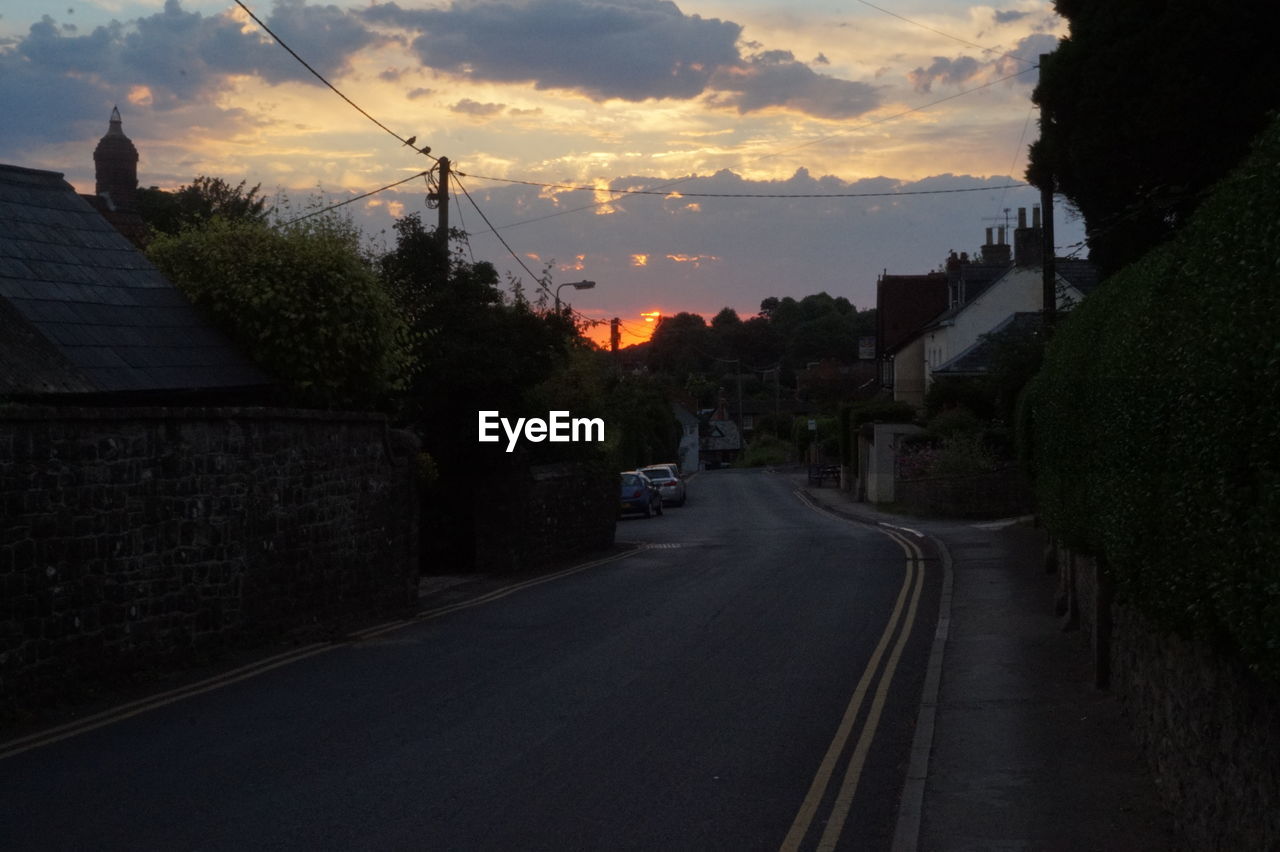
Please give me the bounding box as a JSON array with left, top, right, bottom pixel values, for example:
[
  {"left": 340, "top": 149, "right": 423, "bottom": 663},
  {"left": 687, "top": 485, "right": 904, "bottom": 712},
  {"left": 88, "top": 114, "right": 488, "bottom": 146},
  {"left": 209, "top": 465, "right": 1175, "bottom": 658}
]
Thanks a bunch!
[
  {"left": 926, "top": 406, "right": 983, "bottom": 440},
  {"left": 1027, "top": 113, "right": 1280, "bottom": 682},
  {"left": 149, "top": 216, "right": 413, "bottom": 407},
  {"left": 738, "top": 434, "right": 793, "bottom": 467}
]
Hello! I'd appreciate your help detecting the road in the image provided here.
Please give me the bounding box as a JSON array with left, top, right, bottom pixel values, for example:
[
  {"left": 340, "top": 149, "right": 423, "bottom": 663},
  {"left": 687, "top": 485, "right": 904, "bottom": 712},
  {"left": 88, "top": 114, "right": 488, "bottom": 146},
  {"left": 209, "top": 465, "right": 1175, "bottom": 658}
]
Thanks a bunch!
[{"left": 1, "top": 468, "right": 941, "bottom": 851}]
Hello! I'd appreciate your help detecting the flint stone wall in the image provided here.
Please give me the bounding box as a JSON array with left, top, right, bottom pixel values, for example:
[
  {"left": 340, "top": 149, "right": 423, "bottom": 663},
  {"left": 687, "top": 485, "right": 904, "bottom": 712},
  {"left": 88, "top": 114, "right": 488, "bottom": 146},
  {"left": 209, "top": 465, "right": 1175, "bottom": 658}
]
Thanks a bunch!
[
  {"left": 1055, "top": 546, "right": 1280, "bottom": 849},
  {"left": 0, "top": 406, "right": 419, "bottom": 718}
]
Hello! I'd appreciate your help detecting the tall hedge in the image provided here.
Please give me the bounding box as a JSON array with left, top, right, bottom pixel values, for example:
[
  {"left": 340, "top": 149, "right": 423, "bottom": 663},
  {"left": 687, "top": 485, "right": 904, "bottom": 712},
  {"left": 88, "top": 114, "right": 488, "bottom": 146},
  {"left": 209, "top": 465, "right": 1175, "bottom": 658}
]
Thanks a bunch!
[
  {"left": 150, "top": 217, "right": 413, "bottom": 408},
  {"left": 1029, "top": 115, "right": 1280, "bottom": 681}
]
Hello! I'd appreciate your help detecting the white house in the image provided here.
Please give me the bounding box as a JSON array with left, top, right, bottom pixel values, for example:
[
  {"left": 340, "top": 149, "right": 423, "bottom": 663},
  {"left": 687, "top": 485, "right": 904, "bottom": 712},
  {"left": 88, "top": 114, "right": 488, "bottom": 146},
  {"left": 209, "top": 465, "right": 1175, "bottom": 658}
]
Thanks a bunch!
[{"left": 903, "top": 207, "right": 1098, "bottom": 395}]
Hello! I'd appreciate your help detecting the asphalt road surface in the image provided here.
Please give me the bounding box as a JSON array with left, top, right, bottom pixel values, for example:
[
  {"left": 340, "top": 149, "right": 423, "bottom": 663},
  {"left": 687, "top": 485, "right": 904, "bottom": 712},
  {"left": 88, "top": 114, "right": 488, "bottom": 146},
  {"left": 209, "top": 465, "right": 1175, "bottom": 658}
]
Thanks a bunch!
[{"left": 1, "top": 468, "right": 941, "bottom": 851}]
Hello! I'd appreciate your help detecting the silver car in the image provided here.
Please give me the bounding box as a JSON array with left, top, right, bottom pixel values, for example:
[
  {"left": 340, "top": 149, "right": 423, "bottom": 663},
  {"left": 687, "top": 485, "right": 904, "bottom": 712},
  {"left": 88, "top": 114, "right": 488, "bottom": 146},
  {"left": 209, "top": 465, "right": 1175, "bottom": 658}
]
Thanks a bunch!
[{"left": 640, "top": 464, "right": 687, "bottom": 506}]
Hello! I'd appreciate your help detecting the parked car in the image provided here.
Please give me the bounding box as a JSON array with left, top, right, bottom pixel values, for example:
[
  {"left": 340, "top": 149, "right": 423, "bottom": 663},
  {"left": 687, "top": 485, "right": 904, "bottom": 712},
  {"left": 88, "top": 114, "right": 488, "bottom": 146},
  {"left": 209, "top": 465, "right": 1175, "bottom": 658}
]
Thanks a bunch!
[
  {"left": 619, "top": 471, "right": 663, "bottom": 518},
  {"left": 640, "top": 464, "right": 687, "bottom": 506}
]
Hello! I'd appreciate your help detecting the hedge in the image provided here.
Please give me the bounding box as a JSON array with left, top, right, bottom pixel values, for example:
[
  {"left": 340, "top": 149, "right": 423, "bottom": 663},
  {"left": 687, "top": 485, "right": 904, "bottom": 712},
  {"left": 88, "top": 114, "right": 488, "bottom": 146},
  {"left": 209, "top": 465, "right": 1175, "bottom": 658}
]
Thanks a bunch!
[{"left": 1028, "top": 115, "right": 1280, "bottom": 681}]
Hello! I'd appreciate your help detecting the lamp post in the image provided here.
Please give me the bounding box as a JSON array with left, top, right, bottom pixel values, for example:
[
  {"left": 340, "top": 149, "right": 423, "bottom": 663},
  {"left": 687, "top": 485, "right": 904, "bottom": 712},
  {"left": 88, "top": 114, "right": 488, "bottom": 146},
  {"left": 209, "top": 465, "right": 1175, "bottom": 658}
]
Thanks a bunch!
[{"left": 555, "top": 279, "right": 596, "bottom": 313}]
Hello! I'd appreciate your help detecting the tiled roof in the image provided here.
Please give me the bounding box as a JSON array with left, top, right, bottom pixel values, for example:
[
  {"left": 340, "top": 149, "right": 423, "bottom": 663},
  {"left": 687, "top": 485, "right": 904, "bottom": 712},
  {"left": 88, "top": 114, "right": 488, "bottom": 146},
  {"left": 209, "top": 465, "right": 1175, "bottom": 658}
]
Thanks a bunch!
[
  {"left": 933, "top": 312, "right": 1043, "bottom": 376},
  {"left": 0, "top": 164, "right": 271, "bottom": 397},
  {"left": 1055, "top": 258, "right": 1101, "bottom": 295}
]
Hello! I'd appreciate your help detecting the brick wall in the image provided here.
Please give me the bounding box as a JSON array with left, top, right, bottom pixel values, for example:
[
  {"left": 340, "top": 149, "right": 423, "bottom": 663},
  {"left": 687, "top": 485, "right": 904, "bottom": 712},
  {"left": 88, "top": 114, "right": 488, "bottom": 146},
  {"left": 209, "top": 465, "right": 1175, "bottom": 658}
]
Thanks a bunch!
[{"left": 0, "top": 406, "right": 419, "bottom": 718}]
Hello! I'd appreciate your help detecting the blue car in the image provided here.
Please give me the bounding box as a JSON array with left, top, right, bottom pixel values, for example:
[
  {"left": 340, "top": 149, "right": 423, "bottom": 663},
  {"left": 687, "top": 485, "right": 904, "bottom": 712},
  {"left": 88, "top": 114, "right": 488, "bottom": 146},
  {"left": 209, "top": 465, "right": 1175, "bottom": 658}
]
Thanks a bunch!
[{"left": 620, "top": 471, "right": 663, "bottom": 518}]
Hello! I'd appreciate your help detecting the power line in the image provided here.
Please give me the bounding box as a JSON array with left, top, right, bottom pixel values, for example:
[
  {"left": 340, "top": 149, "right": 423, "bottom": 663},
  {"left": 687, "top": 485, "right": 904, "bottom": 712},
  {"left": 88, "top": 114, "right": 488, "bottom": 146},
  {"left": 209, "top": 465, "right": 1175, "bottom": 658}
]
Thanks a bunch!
[
  {"left": 474, "top": 66, "right": 1039, "bottom": 234},
  {"left": 281, "top": 170, "right": 429, "bottom": 225},
  {"left": 994, "top": 101, "right": 1037, "bottom": 223},
  {"left": 459, "top": 174, "right": 1028, "bottom": 199},
  {"left": 855, "top": 0, "right": 1037, "bottom": 67},
  {"left": 231, "top": 0, "right": 435, "bottom": 160}
]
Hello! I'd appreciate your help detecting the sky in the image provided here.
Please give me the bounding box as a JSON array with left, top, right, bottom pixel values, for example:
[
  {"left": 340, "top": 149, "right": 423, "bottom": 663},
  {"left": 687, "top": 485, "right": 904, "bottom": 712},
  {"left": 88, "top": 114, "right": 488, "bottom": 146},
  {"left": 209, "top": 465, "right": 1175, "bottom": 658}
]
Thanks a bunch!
[{"left": 0, "top": 0, "right": 1082, "bottom": 345}]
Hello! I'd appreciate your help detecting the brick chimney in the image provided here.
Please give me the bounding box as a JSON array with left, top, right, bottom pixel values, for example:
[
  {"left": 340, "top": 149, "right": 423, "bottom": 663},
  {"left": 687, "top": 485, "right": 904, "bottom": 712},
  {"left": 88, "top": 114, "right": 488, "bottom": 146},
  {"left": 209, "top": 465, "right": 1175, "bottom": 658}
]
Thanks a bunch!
[
  {"left": 1014, "top": 205, "right": 1044, "bottom": 267},
  {"left": 93, "top": 106, "right": 139, "bottom": 211},
  {"left": 981, "top": 224, "right": 1011, "bottom": 266}
]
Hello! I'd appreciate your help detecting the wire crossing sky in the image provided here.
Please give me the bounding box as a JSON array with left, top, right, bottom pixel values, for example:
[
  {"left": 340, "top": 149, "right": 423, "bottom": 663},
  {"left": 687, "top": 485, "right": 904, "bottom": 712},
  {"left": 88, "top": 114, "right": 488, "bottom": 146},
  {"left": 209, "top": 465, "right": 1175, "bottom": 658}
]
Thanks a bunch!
[{"left": 0, "top": 0, "right": 1078, "bottom": 336}]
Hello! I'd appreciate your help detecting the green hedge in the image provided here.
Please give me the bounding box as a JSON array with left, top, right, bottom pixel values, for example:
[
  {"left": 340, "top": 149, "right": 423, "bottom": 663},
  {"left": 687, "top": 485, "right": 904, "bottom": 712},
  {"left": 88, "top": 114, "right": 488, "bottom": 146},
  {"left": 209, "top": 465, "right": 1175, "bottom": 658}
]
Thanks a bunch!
[{"left": 1029, "top": 115, "right": 1280, "bottom": 681}]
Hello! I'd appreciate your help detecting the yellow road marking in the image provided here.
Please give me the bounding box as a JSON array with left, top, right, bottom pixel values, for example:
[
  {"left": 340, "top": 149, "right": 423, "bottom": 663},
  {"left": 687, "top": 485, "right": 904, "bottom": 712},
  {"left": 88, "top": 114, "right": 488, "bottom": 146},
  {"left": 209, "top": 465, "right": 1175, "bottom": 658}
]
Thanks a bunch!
[
  {"left": 817, "top": 535, "right": 926, "bottom": 850},
  {"left": 784, "top": 492, "right": 932, "bottom": 851},
  {"left": 780, "top": 529, "right": 919, "bottom": 851},
  {"left": 0, "top": 547, "right": 640, "bottom": 761}
]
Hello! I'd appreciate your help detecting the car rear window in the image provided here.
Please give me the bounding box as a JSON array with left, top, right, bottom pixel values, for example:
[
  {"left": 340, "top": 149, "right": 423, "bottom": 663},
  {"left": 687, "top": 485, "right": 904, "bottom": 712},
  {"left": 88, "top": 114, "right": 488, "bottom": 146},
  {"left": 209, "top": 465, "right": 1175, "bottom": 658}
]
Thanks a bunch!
[{"left": 621, "top": 474, "right": 640, "bottom": 486}]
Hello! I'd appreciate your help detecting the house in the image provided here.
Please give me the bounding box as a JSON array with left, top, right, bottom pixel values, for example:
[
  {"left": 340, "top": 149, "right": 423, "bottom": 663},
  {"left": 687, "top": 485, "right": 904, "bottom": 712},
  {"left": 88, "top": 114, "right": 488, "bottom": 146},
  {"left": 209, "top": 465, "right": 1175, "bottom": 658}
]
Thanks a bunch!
[
  {"left": 876, "top": 270, "right": 947, "bottom": 397},
  {"left": 672, "top": 401, "right": 700, "bottom": 474},
  {"left": 0, "top": 163, "right": 271, "bottom": 401},
  {"left": 699, "top": 394, "right": 742, "bottom": 468},
  {"left": 885, "top": 207, "right": 1098, "bottom": 408}
]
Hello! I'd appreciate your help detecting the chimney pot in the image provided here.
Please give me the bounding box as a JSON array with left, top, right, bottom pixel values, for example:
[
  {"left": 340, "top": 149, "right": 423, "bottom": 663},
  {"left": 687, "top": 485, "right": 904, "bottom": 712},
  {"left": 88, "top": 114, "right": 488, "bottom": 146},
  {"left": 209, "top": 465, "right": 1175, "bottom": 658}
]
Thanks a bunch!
[
  {"left": 998, "top": 225, "right": 1006, "bottom": 245},
  {"left": 1032, "top": 205, "right": 1042, "bottom": 228},
  {"left": 985, "top": 227, "right": 993, "bottom": 245},
  {"left": 1017, "top": 207, "right": 1027, "bottom": 229}
]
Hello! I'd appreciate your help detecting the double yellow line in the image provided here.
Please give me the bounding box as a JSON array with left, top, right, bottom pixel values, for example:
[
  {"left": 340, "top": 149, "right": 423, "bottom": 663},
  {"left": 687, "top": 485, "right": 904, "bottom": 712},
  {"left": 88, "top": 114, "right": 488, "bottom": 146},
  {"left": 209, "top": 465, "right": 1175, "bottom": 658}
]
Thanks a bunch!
[
  {"left": 0, "top": 548, "right": 639, "bottom": 762},
  {"left": 783, "top": 494, "right": 928, "bottom": 851}
]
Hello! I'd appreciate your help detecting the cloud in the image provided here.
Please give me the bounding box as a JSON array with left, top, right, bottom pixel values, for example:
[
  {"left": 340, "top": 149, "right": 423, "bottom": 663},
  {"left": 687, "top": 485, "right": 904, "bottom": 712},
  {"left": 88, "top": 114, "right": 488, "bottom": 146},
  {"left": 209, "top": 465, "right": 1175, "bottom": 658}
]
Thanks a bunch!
[
  {"left": 908, "top": 30, "right": 1057, "bottom": 94},
  {"left": 451, "top": 98, "right": 506, "bottom": 116},
  {"left": 363, "top": 0, "right": 880, "bottom": 119},
  {"left": 0, "top": 0, "right": 381, "bottom": 160},
  {"left": 908, "top": 55, "right": 983, "bottom": 93},
  {"left": 2, "top": 1, "right": 380, "bottom": 111},
  {"left": 994, "top": 32, "right": 1058, "bottom": 77},
  {"left": 406, "top": 86, "right": 434, "bottom": 99},
  {"left": 709, "top": 50, "right": 880, "bottom": 119},
  {"left": 993, "top": 10, "right": 1031, "bottom": 25}
]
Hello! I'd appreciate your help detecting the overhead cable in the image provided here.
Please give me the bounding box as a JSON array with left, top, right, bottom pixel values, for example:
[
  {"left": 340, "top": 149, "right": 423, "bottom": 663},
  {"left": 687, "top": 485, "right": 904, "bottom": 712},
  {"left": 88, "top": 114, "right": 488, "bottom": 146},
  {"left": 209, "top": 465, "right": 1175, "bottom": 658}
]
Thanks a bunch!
[
  {"left": 459, "top": 175, "right": 1029, "bottom": 199},
  {"left": 281, "top": 170, "right": 429, "bottom": 225},
  {"left": 476, "top": 66, "right": 1039, "bottom": 234},
  {"left": 231, "top": 0, "right": 435, "bottom": 160},
  {"left": 855, "top": 0, "right": 1038, "bottom": 67}
]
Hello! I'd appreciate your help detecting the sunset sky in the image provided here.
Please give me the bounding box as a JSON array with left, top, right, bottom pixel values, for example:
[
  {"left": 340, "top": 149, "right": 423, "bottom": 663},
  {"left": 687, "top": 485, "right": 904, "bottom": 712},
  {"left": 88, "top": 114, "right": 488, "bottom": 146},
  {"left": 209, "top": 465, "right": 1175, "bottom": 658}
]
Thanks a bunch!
[{"left": 0, "top": 0, "right": 1082, "bottom": 343}]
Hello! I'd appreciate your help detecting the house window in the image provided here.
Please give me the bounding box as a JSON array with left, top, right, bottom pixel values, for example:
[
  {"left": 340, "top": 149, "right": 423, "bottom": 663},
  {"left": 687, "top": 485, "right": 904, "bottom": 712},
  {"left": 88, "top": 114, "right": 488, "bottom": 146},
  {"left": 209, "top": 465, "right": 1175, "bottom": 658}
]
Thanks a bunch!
[{"left": 742, "top": 414, "right": 755, "bottom": 431}]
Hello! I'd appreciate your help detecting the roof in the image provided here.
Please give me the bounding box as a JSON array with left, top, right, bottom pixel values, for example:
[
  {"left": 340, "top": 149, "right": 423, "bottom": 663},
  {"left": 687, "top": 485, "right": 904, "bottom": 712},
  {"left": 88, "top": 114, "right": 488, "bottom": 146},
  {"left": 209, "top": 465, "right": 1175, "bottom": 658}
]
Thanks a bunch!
[
  {"left": 0, "top": 164, "right": 271, "bottom": 398},
  {"left": 1055, "top": 258, "right": 1101, "bottom": 296},
  {"left": 932, "top": 312, "right": 1043, "bottom": 376},
  {"left": 949, "top": 262, "right": 1010, "bottom": 305}
]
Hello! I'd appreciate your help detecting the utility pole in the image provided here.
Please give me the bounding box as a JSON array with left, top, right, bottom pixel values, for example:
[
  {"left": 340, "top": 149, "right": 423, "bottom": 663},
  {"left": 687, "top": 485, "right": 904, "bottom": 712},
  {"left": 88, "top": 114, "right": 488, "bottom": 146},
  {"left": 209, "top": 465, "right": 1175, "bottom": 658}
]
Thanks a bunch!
[
  {"left": 1038, "top": 53, "right": 1056, "bottom": 335},
  {"left": 1041, "top": 180, "right": 1056, "bottom": 331},
  {"left": 610, "top": 317, "right": 620, "bottom": 358},
  {"left": 434, "top": 156, "right": 450, "bottom": 249}
]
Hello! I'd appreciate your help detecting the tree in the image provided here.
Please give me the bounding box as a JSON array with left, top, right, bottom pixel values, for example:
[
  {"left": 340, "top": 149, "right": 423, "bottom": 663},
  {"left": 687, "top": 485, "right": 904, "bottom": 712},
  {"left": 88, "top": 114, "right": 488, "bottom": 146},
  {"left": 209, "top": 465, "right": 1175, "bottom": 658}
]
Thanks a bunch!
[
  {"left": 137, "top": 176, "right": 270, "bottom": 236},
  {"left": 148, "top": 215, "right": 412, "bottom": 407},
  {"left": 647, "top": 312, "right": 710, "bottom": 377},
  {"left": 1028, "top": 0, "right": 1280, "bottom": 274}
]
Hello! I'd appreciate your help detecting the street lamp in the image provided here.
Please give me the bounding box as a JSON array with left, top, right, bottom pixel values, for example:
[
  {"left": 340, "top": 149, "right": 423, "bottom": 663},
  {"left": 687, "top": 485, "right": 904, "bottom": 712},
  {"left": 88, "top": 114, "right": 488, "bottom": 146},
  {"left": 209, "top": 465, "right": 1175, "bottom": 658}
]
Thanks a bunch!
[{"left": 555, "top": 279, "right": 596, "bottom": 312}]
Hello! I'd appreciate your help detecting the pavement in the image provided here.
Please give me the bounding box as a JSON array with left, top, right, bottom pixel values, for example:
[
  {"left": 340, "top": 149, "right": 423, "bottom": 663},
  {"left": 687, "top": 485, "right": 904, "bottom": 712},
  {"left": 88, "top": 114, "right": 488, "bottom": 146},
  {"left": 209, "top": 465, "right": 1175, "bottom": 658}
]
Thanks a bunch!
[{"left": 792, "top": 473, "right": 1176, "bottom": 852}]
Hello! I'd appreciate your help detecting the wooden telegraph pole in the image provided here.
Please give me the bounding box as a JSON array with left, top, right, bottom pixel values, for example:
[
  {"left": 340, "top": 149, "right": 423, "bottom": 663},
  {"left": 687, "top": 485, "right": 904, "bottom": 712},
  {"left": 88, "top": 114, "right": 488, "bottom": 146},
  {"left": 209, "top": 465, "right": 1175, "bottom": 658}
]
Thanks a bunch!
[{"left": 433, "top": 156, "right": 450, "bottom": 249}]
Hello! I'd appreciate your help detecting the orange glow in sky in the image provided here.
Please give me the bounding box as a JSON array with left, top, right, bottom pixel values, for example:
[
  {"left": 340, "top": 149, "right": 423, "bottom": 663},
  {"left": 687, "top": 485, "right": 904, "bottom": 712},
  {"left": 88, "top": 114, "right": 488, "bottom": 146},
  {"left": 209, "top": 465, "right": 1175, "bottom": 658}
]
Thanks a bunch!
[{"left": 581, "top": 310, "right": 664, "bottom": 349}]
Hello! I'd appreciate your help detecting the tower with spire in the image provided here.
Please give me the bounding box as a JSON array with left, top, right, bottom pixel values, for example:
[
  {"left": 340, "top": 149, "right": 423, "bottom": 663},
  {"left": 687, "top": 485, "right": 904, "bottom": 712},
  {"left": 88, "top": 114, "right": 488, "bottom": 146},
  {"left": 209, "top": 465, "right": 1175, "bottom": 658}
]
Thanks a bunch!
[{"left": 93, "top": 106, "right": 139, "bottom": 211}]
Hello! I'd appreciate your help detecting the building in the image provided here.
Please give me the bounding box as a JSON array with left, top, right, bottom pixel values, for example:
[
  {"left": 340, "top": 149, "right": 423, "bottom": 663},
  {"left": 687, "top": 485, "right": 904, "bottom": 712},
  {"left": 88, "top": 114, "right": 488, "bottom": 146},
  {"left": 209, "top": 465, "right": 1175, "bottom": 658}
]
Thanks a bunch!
[
  {"left": 879, "top": 207, "right": 1099, "bottom": 409},
  {"left": 79, "top": 107, "right": 149, "bottom": 248},
  {"left": 0, "top": 163, "right": 271, "bottom": 401}
]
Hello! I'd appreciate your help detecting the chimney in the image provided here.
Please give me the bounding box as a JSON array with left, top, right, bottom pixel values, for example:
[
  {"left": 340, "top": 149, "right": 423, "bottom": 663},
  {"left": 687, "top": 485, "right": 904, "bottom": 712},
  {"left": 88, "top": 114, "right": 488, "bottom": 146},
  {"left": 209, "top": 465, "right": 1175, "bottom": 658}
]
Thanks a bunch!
[
  {"left": 982, "top": 224, "right": 1012, "bottom": 266},
  {"left": 1014, "top": 205, "right": 1044, "bottom": 267}
]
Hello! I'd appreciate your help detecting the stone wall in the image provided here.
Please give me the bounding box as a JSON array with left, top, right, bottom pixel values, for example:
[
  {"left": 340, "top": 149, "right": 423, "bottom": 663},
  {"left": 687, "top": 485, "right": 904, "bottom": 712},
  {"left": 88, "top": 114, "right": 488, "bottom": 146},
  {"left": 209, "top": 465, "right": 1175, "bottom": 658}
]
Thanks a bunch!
[
  {"left": 1055, "top": 546, "right": 1280, "bottom": 849},
  {"left": 474, "top": 460, "right": 616, "bottom": 573},
  {"left": 0, "top": 406, "right": 419, "bottom": 718}
]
